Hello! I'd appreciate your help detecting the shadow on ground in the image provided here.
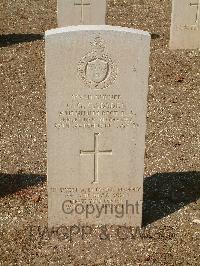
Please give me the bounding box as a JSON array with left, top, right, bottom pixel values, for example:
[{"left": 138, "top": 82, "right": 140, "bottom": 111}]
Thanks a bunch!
[
  {"left": 0, "top": 171, "right": 199, "bottom": 225},
  {"left": 143, "top": 171, "right": 200, "bottom": 226},
  {"left": 0, "top": 33, "right": 44, "bottom": 47},
  {"left": 0, "top": 32, "right": 160, "bottom": 48},
  {"left": 0, "top": 172, "right": 46, "bottom": 197}
]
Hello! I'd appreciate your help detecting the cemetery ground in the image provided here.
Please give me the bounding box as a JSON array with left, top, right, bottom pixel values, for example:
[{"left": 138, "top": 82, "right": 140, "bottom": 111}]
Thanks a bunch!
[{"left": 0, "top": 0, "right": 199, "bottom": 265}]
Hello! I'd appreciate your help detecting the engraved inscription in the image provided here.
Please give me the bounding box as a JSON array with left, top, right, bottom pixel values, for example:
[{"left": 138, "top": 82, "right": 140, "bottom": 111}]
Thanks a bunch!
[
  {"left": 78, "top": 36, "right": 118, "bottom": 90},
  {"left": 174, "top": 24, "right": 199, "bottom": 30},
  {"left": 80, "top": 133, "right": 112, "bottom": 184},
  {"left": 54, "top": 94, "right": 138, "bottom": 130},
  {"left": 74, "top": 0, "right": 91, "bottom": 24},
  {"left": 49, "top": 187, "right": 142, "bottom": 204}
]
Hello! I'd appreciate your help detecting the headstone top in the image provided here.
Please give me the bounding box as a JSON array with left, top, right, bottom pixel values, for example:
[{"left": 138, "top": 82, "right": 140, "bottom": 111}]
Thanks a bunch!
[{"left": 46, "top": 25, "right": 150, "bottom": 37}]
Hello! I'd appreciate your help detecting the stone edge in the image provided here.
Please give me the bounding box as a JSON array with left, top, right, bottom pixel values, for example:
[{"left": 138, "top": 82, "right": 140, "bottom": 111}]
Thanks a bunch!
[{"left": 45, "top": 25, "right": 150, "bottom": 38}]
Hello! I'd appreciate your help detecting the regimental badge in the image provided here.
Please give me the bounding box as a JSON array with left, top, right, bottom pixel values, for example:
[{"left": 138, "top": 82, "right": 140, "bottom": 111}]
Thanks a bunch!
[{"left": 77, "top": 36, "right": 118, "bottom": 90}]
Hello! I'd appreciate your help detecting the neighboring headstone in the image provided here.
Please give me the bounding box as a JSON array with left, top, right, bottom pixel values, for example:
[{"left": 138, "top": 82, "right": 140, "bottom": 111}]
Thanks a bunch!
[
  {"left": 46, "top": 25, "right": 150, "bottom": 227},
  {"left": 57, "top": 0, "right": 106, "bottom": 27},
  {"left": 170, "top": 0, "right": 200, "bottom": 49}
]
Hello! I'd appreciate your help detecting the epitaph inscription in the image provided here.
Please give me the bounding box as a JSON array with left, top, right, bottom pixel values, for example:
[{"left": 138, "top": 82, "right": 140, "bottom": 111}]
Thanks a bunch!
[{"left": 46, "top": 26, "right": 150, "bottom": 227}]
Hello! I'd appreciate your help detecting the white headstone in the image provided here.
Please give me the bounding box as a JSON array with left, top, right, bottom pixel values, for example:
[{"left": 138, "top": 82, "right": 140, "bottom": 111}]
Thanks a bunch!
[
  {"left": 57, "top": 0, "right": 106, "bottom": 27},
  {"left": 45, "top": 25, "right": 150, "bottom": 227},
  {"left": 170, "top": 0, "right": 200, "bottom": 49}
]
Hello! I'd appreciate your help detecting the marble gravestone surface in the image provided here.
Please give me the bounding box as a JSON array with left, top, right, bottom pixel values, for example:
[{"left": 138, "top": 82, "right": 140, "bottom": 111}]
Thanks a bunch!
[
  {"left": 57, "top": 0, "right": 106, "bottom": 27},
  {"left": 45, "top": 25, "right": 150, "bottom": 227},
  {"left": 170, "top": 0, "right": 200, "bottom": 49}
]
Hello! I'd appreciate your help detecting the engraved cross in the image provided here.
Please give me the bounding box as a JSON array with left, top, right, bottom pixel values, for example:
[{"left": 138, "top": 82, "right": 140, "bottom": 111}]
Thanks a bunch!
[
  {"left": 74, "top": 0, "right": 91, "bottom": 24},
  {"left": 80, "top": 133, "right": 112, "bottom": 184},
  {"left": 190, "top": 0, "right": 200, "bottom": 27}
]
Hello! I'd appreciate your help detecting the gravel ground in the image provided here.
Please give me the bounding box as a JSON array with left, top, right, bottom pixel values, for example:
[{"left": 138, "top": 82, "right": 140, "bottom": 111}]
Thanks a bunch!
[{"left": 0, "top": 0, "right": 200, "bottom": 265}]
